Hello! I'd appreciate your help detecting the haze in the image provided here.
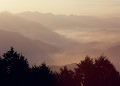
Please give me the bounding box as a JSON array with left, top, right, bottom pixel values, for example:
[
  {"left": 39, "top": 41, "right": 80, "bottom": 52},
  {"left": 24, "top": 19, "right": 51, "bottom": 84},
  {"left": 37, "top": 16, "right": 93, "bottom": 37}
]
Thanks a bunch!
[
  {"left": 0, "top": 0, "right": 120, "bottom": 70},
  {"left": 0, "top": 0, "right": 120, "bottom": 16}
]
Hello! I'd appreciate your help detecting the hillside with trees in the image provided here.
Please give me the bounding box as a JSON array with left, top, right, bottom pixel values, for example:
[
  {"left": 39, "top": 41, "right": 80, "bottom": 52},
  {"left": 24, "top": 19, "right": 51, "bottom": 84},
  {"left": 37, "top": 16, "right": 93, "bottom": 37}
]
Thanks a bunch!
[{"left": 0, "top": 47, "right": 120, "bottom": 86}]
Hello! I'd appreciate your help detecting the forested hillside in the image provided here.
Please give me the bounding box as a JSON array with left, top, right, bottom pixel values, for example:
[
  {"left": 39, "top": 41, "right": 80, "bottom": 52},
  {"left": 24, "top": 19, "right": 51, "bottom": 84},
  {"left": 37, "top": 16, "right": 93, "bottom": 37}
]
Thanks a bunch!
[{"left": 0, "top": 47, "right": 120, "bottom": 86}]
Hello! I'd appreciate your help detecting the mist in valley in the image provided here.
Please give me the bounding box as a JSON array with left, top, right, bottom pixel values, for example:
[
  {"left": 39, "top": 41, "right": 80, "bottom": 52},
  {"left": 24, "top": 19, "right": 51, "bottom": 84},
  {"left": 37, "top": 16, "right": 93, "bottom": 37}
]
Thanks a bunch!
[{"left": 0, "top": 12, "right": 120, "bottom": 71}]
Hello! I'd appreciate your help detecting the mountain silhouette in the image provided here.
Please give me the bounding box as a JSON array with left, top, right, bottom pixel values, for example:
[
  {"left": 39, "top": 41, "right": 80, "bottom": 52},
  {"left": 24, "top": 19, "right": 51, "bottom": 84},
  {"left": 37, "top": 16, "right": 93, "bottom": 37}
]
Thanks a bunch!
[
  {"left": 16, "top": 11, "right": 120, "bottom": 30},
  {"left": 0, "top": 12, "right": 71, "bottom": 46},
  {"left": 0, "top": 29, "right": 61, "bottom": 65}
]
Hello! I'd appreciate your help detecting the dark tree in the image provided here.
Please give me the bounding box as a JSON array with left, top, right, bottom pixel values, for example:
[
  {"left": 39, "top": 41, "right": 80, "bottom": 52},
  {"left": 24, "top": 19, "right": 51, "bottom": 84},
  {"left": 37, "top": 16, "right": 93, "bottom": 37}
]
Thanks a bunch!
[
  {"left": 58, "top": 66, "right": 75, "bottom": 86},
  {"left": 1, "top": 47, "right": 30, "bottom": 86},
  {"left": 0, "top": 57, "right": 8, "bottom": 85},
  {"left": 75, "top": 56, "right": 96, "bottom": 86},
  {"left": 31, "top": 63, "right": 54, "bottom": 86},
  {"left": 95, "top": 55, "right": 120, "bottom": 86},
  {"left": 0, "top": 47, "right": 120, "bottom": 86}
]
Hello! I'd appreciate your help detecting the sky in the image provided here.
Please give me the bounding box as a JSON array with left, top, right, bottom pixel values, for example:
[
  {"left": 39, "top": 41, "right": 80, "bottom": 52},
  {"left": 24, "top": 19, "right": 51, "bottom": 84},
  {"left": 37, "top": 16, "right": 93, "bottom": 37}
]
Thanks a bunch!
[{"left": 0, "top": 0, "right": 120, "bottom": 16}]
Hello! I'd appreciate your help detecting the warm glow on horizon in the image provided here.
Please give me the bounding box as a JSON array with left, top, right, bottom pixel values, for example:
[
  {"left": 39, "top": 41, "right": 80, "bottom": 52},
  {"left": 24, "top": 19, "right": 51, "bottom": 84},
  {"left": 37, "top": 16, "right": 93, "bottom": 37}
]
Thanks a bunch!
[
  {"left": 0, "top": 0, "right": 120, "bottom": 16},
  {"left": 0, "top": 0, "right": 120, "bottom": 69}
]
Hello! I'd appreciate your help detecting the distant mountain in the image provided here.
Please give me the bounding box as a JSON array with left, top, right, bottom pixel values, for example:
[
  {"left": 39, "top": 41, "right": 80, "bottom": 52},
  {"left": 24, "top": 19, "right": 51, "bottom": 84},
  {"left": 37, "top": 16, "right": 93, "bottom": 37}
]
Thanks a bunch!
[
  {"left": 50, "top": 63, "right": 77, "bottom": 72},
  {"left": 106, "top": 45, "right": 120, "bottom": 57},
  {"left": 104, "top": 45, "right": 120, "bottom": 70},
  {"left": 51, "top": 41, "right": 120, "bottom": 71},
  {"left": 0, "top": 11, "right": 120, "bottom": 70},
  {"left": 16, "top": 11, "right": 120, "bottom": 30},
  {"left": 0, "top": 29, "right": 61, "bottom": 65},
  {"left": 104, "top": 13, "right": 120, "bottom": 18},
  {"left": 0, "top": 13, "right": 71, "bottom": 47}
]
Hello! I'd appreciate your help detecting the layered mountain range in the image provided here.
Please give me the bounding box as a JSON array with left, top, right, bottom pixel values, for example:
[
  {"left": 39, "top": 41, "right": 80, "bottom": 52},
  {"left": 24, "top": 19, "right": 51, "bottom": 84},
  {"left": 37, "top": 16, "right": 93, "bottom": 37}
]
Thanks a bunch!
[{"left": 0, "top": 12, "right": 120, "bottom": 70}]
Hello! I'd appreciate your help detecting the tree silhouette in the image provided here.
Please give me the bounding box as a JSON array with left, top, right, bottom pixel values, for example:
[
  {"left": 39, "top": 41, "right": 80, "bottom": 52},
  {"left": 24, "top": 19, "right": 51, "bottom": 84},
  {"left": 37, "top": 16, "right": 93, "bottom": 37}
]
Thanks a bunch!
[
  {"left": 1, "top": 47, "right": 30, "bottom": 86},
  {"left": 0, "top": 47, "right": 120, "bottom": 86},
  {"left": 74, "top": 55, "right": 120, "bottom": 86},
  {"left": 31, "top": 63, "right": 54, "bottom": 86},
  {"left": 0, "top": 57, "right": 8, "bottom": 85},
  {"left": 58, "top": 66, "right": 75, "bottom": 86},
  {"left": 75, "top": 56, "right": 96, "bottom": 86},
  {"left": 95, "top": 55, "right": 120, "bottom": 86}
]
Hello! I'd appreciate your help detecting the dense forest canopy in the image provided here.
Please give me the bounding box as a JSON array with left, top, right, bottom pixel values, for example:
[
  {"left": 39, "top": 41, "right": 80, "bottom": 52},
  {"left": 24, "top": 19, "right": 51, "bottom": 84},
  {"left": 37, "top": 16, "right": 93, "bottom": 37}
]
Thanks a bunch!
[{"left": 0, "top": 47, "right": 120, "bottom": 86}]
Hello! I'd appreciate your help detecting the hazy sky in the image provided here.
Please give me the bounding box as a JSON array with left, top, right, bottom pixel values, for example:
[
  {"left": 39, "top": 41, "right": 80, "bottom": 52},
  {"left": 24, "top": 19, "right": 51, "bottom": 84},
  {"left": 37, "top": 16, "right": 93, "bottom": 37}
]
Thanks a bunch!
[{"left": 0, "top": 0, "right": 120, "bottom": 16}]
